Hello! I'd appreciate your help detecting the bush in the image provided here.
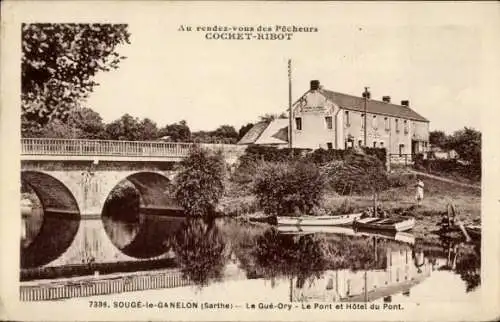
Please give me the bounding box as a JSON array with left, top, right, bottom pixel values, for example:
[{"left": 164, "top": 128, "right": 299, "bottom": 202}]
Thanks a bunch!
[
  {"left": 415, "top": 158, "right": 480, "bottom": 182},
  {"left": 324, "top": 153, "right": 389, "bottom": 195},
  {"left": 362, "top": 147, "right": 387, "bottom": 165},
  {"left": 252, "top": 160, "right": 326, "bottom": 216},
  {"left": 174, "top": 147, "right": 226, "bottom": 217},
  {"left": 306, "top": 148, "right": 351, "bottom": 164}
]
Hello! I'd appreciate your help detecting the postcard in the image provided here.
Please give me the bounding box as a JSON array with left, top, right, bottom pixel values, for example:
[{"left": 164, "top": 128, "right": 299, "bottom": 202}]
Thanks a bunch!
[{"left": 1, "top": 1, "right": 499, "bottom": 321}]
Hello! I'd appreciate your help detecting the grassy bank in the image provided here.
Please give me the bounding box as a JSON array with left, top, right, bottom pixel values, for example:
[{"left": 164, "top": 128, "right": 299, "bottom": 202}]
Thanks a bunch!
[{"left": 230, "top": 174, "right": 481, "bottom": 241}]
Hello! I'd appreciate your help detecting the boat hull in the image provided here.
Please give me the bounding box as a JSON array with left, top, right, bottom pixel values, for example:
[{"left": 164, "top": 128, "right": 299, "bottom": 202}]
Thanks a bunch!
[
  {"left": 277, "top": 213, "right": 362, "bottom": 226},
  {"left": 354, "top": 217, "right": 415, "bottom": 232},
  {"left": 465, "top": 225, "right": 481, "bottom": 240}
]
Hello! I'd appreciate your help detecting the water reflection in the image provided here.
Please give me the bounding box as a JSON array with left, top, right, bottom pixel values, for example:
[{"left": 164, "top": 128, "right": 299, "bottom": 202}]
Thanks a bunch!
[
  {"left": 172, "top": 220, "right": 480, "bottom": 301},
  {"left": 172, "top": 218, "right": 228, "bottom": 286},
  {"left": 427, "top": 235, "right": 481, "bottom": 293}
]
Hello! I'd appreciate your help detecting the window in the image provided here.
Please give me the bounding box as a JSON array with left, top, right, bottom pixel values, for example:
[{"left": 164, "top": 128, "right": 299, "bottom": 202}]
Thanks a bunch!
[
  {"left": 325, "top": 116, "right": 333, "bottom": 129},
  {"left": 384, "top": 117, "right": 390, "bottom": 131},
  {"left": 358, "top": 140, "right": 363, "bottom": 147},
  {"left": 372, "top": 115, "right": 377, "bottom": 129},
  {"left": 373, "top": 141, "right": 377, "bottom": 148},
  {"left": 326, "top": 142, "right": 333, "bottom": 150},
  {"left": 404, "top": 120, "right": 409, "bottom": 134},
  {"left": 361, "top": 114, "right": 365, "bottom": 129},
  {"left": 344, "top": 111, "right": 350, "bottom": 126},
  {"left": 399, "top": 144, "right": 404, "bottom": 156},
  {"left": 295, "top": 117, "right": 302, "bottom": 130},
  {"left": 380, "top": 142, "right": 384, "bottom": 147},
  {"left": 395, "top": 119, "right": 400, "bottom": 132}
]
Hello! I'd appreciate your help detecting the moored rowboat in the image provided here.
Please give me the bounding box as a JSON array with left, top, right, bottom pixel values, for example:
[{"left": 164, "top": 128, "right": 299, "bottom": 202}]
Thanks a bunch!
[
  {"left": 465, "top": 225, "right": 481, "bottom": 239},
  {"left": 277, "top": 213, "right": 363, "bottom": 226},
  {"left": 353, "top": 217, "right": 415, "bottom": 232}
]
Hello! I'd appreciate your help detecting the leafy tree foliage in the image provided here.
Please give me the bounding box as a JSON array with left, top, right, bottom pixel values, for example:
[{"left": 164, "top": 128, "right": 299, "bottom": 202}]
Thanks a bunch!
[
  {"left": 67, "top": 107, "right": 106, "bottom": 139},
  {"left": 252, "top": 160, "right": 326, "bottom": 216},
  {"left": 159, "top": 120, "right": 191, "bottom": 142},
  {"left": 173, "top": 147, "right": 226, "bottom": 217},
  {"left": 137, "top": 118, "right": 159, "bottom": 141},
  {"left": 429, "top": 130, "right": 449, "bottom": 149},
  {"left": 22, "top": 23, "right": 130, "bottom": 131},
  {"left": 447, "top": 127, "right": 481, "bottom": 167},
  {"left": 104, "top": 114, "right": 142, "bottom": 140},
  {"left": 212, "top": 125, "right": 239, "bottom": 142},
  {"left": 33, "top": 107, "right": 106, "bottom": 139},
  {"left": 191, "top": 125, "right": 240, "bottom": 144}
]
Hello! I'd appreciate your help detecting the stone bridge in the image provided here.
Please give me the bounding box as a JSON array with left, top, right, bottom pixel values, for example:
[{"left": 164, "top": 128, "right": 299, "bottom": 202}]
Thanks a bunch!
[{"left": 20, "top": 138, "right": 246, "bottom": 268}]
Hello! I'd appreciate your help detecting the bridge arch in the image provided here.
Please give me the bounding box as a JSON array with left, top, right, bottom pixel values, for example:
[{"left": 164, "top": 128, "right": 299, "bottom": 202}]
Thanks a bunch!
[
  {"left": 101, "top": 171, "right": 185, "bottom": 259},
  {"left": 21, "top": 171, "right": 81, "bottom": 268}
]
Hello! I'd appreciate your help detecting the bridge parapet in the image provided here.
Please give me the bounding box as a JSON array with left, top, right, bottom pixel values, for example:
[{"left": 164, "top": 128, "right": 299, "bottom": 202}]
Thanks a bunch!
[{"left": 21, "top": 138, "right": 247, "bottom": 164}]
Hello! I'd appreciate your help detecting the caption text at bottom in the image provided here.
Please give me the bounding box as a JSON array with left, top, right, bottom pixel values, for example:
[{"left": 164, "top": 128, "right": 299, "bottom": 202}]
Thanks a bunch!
[{"left": 90, "top": 301, "right": 404, "bottom": 311}]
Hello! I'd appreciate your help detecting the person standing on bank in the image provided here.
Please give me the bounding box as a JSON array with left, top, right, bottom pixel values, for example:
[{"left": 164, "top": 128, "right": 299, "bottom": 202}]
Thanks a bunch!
[{"left": 415, "top": 177, "right": 425, "bottom": 207}]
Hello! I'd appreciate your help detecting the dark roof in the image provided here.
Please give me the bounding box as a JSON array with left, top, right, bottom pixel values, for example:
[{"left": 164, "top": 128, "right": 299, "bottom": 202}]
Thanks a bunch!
[
  {"left": 320, "top": 89, "right": 429, "bottom": 122},
  {"left": 237, "top": 121, "right": 269, "bottom": 144},
  {"left": 271, "top": 125, "right": 289, "bottom": 142}
]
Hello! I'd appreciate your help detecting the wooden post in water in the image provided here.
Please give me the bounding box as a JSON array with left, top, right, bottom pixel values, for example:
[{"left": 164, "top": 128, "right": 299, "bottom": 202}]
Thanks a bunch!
[
  {"left": 448, "top": 203, "right": 471, "bottom": 242},
  {"left": 364, "top": 270, "right": 368, "bottom": 302}
]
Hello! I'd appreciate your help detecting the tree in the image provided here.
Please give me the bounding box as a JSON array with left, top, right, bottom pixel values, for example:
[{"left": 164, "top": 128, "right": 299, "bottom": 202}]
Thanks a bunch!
[
  {"left": 212, "top": 125, "right": 239, "bottom": 142},
  {"left": 38, "top": 119, "right": 85, "bottom": 139},
  {"left": 104, "top": 114, "right": 141, "bottom": 140},
  {"left": 429, "top": 130, "right": 449, "bottom": 149},
  {"left": 67, "top": 107, "right": 106, "bottom": 139},
  {"left": 137, "top": 118, "right": 159, "bottom": 141},
  {"left": 238, "top": 123, "right": 254, "bottom": 140},
  {"left": 22, "top": 23, "right": 130, "bottom": 132},
  {"left": 173, "top": 147, "right": 226, "bottom": 217},
  {"left": 159, "top": 120, "right": 191, "bottom": 142},
  {"left": 447, "top": 127, "right": 481, "bottom": 167}
]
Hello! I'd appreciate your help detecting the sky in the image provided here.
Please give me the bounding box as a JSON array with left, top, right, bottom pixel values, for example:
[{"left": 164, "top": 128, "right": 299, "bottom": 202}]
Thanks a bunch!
[{"left": 80, "top": 2, "right": 493, "bottom": 134}]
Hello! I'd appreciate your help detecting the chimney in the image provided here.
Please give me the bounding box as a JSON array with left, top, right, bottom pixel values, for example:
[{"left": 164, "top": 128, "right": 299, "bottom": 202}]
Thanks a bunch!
[
  {"left": 310, "top": 80, "right": 320, "bottom": 91},
  {"left": 401, "top": 100, "right": 410, "bottom": 107},
  {"left": 382, "top": 96, "right": 391, "bottom": 103},
  {"left": 362, "top": 91, "right": 371, "bottom": 99}
]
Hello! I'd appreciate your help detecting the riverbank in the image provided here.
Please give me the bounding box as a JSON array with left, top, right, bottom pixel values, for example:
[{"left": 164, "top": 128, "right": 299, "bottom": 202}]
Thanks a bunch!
[{"left": 233, "top": 175, "right": 480, "bottom": 242}]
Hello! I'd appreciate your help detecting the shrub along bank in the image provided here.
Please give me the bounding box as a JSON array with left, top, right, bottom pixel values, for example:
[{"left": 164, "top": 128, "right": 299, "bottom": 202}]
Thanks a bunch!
[{"left": 252, "top": 160, "right": 326, "bottom": 216}]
